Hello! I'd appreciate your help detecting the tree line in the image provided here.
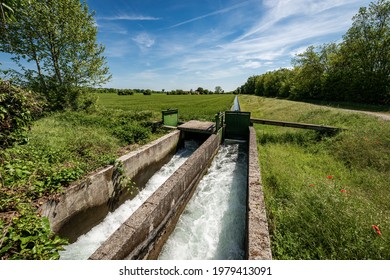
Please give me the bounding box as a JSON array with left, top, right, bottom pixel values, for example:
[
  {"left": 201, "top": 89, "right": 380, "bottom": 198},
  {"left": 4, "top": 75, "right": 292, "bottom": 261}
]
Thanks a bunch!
[{"left": 238, "top": 0, "right": 389, "bottom": 105}]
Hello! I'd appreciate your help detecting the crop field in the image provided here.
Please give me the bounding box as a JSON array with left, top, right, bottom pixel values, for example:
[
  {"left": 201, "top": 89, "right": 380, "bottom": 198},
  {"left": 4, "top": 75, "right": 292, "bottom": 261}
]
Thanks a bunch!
[{"left": 97, "top": 93, "right": 235, "bottom": 121}]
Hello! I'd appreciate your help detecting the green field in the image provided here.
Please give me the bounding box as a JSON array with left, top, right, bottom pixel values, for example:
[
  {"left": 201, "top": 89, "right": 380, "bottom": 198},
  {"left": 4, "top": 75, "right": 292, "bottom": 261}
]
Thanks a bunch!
[{"left": 98, "top": 93, "right": 235, "bottom": 121}]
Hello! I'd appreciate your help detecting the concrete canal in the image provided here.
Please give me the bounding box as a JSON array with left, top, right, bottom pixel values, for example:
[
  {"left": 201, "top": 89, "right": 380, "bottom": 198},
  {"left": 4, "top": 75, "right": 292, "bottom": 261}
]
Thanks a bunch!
[{"left": 41, "top": 96, "right": 272, "bottom": 260}]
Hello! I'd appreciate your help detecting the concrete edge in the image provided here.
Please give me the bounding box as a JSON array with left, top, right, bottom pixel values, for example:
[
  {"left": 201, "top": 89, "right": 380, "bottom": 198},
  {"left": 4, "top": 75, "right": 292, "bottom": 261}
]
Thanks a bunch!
[{"left": 246, "top": 126, "right": 272, "bottom": 260}]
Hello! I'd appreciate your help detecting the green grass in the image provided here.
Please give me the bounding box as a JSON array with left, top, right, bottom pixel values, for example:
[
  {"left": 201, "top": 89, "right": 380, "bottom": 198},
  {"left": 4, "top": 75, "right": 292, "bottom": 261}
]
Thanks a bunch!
[
  {"left": 239, "top": 95, "right": 390, "bottom": 259},
  {"left": 97, "top": 93, "right": 235, "bottom": 121}
]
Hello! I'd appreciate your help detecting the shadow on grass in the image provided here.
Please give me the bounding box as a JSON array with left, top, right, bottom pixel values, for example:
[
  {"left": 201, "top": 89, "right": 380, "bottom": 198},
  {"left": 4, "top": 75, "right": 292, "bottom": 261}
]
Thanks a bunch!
[{"left": 298, "top": 99, "right": 390, "bottom": 113}]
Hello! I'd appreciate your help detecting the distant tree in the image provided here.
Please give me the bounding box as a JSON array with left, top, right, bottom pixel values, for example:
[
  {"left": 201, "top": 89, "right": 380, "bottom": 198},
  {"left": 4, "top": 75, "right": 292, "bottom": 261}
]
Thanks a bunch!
[
  {"left": 241, "top": 76, "right": 257, "bottom": 95},
  {"left": 143, "top": 89, "right": 152, "bottom": 95},
  {"left": 196, "top": 87, "right": 205, "bottom": 95},
  {"left": 214, "top": 86, "right": 224, "bottom": 94},
  {"left": 0, "top": 0, "right": 111, "bottom": 109}
]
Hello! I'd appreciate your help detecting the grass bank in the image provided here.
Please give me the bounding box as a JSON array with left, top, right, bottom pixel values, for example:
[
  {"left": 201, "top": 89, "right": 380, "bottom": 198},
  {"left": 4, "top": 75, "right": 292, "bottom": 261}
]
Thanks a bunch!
[{"left": 239, "top": 95, "right": 390, "bottom": 259}]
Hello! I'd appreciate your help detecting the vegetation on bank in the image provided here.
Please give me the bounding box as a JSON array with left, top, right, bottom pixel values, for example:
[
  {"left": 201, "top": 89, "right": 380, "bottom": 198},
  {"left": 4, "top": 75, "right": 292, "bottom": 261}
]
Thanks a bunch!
[
  {"left": 240, "top": 95, "right": 390, "bottom": 259},
  {"left": 238, "top": 0, "right": 389, "bottom": 105}
]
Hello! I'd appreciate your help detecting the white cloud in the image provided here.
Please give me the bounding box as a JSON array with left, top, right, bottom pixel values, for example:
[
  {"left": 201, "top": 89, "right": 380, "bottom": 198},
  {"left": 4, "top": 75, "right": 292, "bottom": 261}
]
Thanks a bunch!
[
  {"left": 241, "top": 60, "right": 262, "bottom": 69},
  {"left": 132, "top": 33, "right": 155, "bottom": 50}
]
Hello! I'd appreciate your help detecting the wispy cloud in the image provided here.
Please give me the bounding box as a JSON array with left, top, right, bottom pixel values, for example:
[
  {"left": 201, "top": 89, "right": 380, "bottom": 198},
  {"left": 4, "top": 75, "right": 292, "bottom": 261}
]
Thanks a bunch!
[
  {"left": 167, "top": 0, "right": 253, "bottom": 29},
  {"left": 98, "top": 15, "right": 160, "bottom": 21},
  {"left": 237, "top": 0, "right": 358, "bottom": 41},
  {"left": 133, "top": 32, "right": 155, "bottom": 51}
]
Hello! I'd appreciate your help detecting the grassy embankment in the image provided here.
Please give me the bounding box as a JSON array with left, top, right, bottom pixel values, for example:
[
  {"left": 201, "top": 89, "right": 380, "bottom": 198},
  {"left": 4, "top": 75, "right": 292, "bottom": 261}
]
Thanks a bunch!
[
  {"left": 0, "top": 93, "right": 234, "bottom": 259},
  {"left": 239, "top": 95, "right": 390, "bottom": 259}
]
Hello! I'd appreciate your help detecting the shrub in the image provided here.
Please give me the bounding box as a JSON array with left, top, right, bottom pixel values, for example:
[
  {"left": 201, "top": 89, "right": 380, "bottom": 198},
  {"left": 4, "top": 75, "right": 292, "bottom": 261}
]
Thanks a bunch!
[
  {"left": 0, "top": 204, "right": 68, "bottom": 260},
  {"left": 143, "top": 89, "right": 152, "bottom": 95},
  {"left": 0, "top": 81, "right": 45, "bottom": 147},
  {"left": 117, "top": 89, "right": 134, "bottom": 95}
]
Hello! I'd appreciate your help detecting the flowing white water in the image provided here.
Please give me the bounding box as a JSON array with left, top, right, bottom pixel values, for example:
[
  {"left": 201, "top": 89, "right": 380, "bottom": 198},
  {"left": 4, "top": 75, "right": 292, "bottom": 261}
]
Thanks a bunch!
[
  {"left": 59, "top": 140, "right": 199, "bottom": 260},
  {"left": 158, "top": 140, "right": 248, "bottom": 260}
]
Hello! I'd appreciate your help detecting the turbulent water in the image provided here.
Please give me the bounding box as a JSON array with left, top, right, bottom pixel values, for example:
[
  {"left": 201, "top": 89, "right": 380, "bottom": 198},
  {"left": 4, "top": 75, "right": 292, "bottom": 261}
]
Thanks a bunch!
[
  {"left": 59, "top": 140, "right": 199, "bottom": 260},
  {"left": 158, "top": 140, "right": 248, "bottom": 260}
]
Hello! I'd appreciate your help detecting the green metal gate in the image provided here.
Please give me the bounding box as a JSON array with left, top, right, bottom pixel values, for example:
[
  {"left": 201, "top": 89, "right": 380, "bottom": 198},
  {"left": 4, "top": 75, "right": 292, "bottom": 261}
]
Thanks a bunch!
[
  {"left": 162, "top": 109, "right": 178, "bottom": 127},
  {"left": 224, "top": 111, "right": 251, "bottom": 140}
]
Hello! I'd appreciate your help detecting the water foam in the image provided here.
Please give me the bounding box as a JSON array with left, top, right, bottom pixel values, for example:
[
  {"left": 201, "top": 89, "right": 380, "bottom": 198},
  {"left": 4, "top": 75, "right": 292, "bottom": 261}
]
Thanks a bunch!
[
  {"left": 158, "top": 140, "right": 248, "bottom": 260},
  {"left": 59, "top": 140, "right": 198, "bottom": 260}
]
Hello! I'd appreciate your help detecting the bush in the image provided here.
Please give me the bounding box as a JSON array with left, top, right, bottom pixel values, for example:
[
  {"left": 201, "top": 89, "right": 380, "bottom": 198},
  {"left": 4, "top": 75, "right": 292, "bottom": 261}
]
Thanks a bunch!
[
  {"left": 72, "top": 92, "right": 99, "bottom": 112},
  {"left": 117, "top": 89, "right": 134, "bottom": 95},
  {"left": 143, "top": 89, "right": 152, "bottom": 95},
  {"left": 112, "top": 123, "right": 151, "bottom": 144},
  {"left": 0, "top": 81, "right": 46, "bottom": 147}
]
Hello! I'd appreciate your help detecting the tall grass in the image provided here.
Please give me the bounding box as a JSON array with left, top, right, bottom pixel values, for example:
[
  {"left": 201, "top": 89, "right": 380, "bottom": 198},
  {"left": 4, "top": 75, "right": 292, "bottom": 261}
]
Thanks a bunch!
[{"left": 240, "top": 95, "right": 390, "bottom": 259}]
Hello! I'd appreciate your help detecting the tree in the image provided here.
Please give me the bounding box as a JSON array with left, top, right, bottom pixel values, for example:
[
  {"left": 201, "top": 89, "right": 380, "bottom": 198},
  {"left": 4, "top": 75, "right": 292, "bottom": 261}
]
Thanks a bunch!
[
  {"left": 0, "top": 0, "right": 111, "bottom": 109},
  {"left": 340, "top": 0, "right": 389, "bottom": 104},
  {"left": 214, "top": 86, "right": 224, "bottom": 94},
  {"left": 291, "top": 46, "right": 325, "bottom": 100}
]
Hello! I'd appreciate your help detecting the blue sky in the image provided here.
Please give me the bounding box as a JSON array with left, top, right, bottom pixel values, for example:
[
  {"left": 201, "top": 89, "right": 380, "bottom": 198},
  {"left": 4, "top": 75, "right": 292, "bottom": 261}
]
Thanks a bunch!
[{"left": 1, "top": 0, "right": 373, "bottom": 91}]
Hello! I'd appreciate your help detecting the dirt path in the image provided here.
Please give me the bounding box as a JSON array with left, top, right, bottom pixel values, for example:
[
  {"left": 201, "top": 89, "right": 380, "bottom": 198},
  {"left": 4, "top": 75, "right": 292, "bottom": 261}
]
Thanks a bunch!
[{"left": 340, "top": 109, "right": 390, "bottom": 121}]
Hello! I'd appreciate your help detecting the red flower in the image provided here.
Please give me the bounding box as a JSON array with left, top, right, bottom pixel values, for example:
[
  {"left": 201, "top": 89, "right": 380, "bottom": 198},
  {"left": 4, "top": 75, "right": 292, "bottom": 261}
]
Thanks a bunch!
[
  {"left": 327, "top": 175, "right": 333, "bottom": 179},
  {"left": 340, "top": 189, "right": 347, "bottom": 193},
  {"left": 309, "top": 184, "right": 315, "bottom": 187},
  {"left": 372, "top": 225, "right": 382, "bottom": 236}
]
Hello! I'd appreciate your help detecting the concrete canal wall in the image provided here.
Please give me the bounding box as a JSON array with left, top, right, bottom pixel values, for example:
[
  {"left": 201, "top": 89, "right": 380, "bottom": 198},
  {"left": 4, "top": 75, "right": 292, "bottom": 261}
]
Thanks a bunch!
[
  {"left": 246, "top": 126, "right": 272, "bottom": 259},
  {"left": 40, "top": 130, "right": 181, "bottom": 242}
]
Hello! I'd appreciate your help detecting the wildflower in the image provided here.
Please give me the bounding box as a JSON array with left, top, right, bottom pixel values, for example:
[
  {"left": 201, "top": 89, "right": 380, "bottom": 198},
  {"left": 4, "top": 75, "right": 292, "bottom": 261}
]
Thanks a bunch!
[
  {"left": 327, "top": 175, "right": 333, "bottom": 179},
  {"left": 372, "top": 225, "right": 382, "bottom": 236},
  {"left": 340, "top": 189, "right": 347, "bottom": 193},
  {"left": 309, "top": 184, "right": 315, "bottom": 187}
]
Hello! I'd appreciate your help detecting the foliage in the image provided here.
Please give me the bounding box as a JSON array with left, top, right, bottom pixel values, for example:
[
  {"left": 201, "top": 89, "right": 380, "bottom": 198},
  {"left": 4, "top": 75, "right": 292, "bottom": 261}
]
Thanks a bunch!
[
  {"left": 0, "top": 0, "right": 17, "bottom": 31},
  {"left": 240, "top": 0, "right": 389, "bottom": 105},
  {"left": 117, "top": 89, "right": 134, "bottom": 95},
  {"left": 0, "top": 0, "right": 111, "bottom": 110},
  {"left": 340, "top": 0, "right": 390, "bottom": 104},
  {"left": 0, "top": 80, "right": 45, "bottom": 147},
  {"left": 0, "top": 204, "right": 68, "bottom": 260},
  {"left": 143, "top": 89, "right": 152, "bottom": 95}
]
